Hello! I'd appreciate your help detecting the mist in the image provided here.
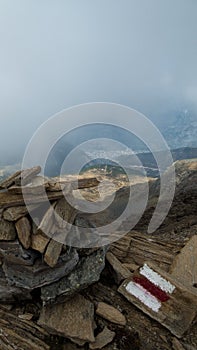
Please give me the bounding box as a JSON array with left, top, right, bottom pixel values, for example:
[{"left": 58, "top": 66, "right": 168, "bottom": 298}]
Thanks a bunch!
[{"left": 0, "top": 0, "right": 197, "bottom": 163}]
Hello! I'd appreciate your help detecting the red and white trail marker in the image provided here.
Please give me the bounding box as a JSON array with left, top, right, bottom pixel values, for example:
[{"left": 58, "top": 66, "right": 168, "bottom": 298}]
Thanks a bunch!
[{"left": 118, "top": 262, "right": 197, "bottom": 338}]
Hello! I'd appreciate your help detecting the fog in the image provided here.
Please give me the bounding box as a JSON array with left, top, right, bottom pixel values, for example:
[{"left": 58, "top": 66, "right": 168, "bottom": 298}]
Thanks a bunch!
[{"left": 0, "top": 0, "right": 197, "bottom": 163}]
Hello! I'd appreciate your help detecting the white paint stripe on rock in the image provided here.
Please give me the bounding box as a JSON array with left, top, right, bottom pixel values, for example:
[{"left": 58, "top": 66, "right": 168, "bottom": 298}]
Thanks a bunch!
[
  {"left": 126, "top": 281, "right": 161, "bottom": 312},
  {"left": 140, "top": 264, "right": 175, "bottom": 294}
]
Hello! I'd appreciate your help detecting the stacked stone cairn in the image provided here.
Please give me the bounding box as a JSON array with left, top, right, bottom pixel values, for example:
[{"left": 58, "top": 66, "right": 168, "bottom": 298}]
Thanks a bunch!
[{"left": 0, "top": 166, "right": 106, "bottom": 305}]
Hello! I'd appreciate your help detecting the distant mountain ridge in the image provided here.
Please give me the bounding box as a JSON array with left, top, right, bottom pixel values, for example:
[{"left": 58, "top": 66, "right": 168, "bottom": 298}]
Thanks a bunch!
[
  {"left": 0, "top": 109, "right": 196, "bottom": 173},
  {"left": 89, "top": 147, "right": 197, "bottom": 178},
  {"left": 162, "top": 109, "right": 197, "bottom": 149},
  {"left": 1, "top": 147, "right": 197, "bottom": 181}
]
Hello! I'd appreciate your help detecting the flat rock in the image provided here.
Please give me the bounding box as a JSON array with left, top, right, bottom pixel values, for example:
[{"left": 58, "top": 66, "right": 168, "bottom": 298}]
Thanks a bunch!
[
  {"left": 0, "top": 219, "right": 16, "bottom": 241},
  {"left": 15, "top": 216, "right": 32, "bottom": 249},
  {"left": 96, "top": 302, "right": 126, "bottom": 326},
  {"left": 3, "top": 206, "right": 29, "bottom": 221},
  {"left": 118, "top": 262, "right": 197, "bottom": 338},
  {"left": 3, "top": 249, "right": 79, "bottom": 290},
  {"left": 47, "top": 174, "right": 99, "bottom": 191},
  {"left": 41, "top": 247, "right": 106, "bottom": 304},
  {"left": 0, "top": 191, "right": 65, "bottom": 209},
  {"left": 8, "top": 184, "right": 46, "bottom": 195},
  {"left": 0, "top": 305, "right": 50, "bottom": 350},
  {"left": 89, "top": 326, "right": 115, "bottom": 349},
  {"left": 3, "top": 203, "right": 45, "bottom": 221},
  {"left": 170, "top": 235, "right": 197, "bottom": 289},
  {"left": 44, "top": 239, "right": 62, "bottom": 267},
  {"left": 122, "top": 262, "right": 139, "bottom": 272},
  {"left": 0, "top": 170, "right": 21, "bottom": 189},
  {"left": 0, "top": 240, "right": 39, "bottom": 266},
  {"left": 110, "top": 231, "right": 183, "bottom": 272},
  {"left": 38, "top": 294, "right": 95, "bottom": 343},
  {"left": 18, "top": 313, "right": 34, "bottom": 321}
]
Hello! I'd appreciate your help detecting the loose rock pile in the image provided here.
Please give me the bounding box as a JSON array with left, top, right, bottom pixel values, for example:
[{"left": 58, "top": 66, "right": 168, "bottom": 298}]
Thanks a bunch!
[{"left": 0, "top": 166, "right": 106, "bottom": 305}]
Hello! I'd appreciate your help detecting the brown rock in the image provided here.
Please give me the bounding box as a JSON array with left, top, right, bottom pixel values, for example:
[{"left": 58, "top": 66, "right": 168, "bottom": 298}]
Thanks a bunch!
[
  {"left": 31, "top": 233, "right": 50, "bottom": 253},
  {"left": 89, "top": 327, "right": 115, "bottom": 349},
  {"left": 38, "top": 294, "right": 95, "bottom": 343},
  {"left": 0, "top": 191, "right": 64, "bottom": 209},
  {"left": 0, "top": 166, "right": 41, "bottom": 190},
  {"left": 73, "top": 174, "right": 100, "bottom": 189},
  {"left": 122, "top": 262, "right": 139, "bottom": 271},
  {"left": 172, "top": 338, "right": 185, "bottom": 350},
  {"left": 0, "top": 219, "right": 16, "bottom": 241},
  {"left": 96, "top": 302, "right": 126, "bottom": 326},
  {"left": 8, "top": 175, "right": 49, "bottom": 195},
  {"left": 106, "top": 251, "right": 131, "bottom": 283},
  {"left": 15, "top": 217, "right": 32, "bottom": 249},
  {"left": 109, "top": 230, "right": 183, "bottom": 272},
  {"left": 0, "top": 170, "right": 21, "bottom": 189},
  {"left": 3, "top": 204, "right": 41, "bottom": 221},
  {"left": 18, "top": 313, "right": 33, "bottom": 321},
  {"left": 44, "top": 239, "right": 62, "bottom": 267},
  {"left": 170, "top": 235, "right": 197, "bottom": 289},
  {"left": 3, "top": 206, "right": 28, "bottom": 221},
  {"left": 15, "top": 165, "right": 41, "bottom": 186},
  {"left": 54, "top": 197, "right": 76, "bottom": 230},
  {"left": 37, "top": 204, "right": 56, "bottom": 237},
  {"left": 8, "top": 184, "right": 46, "bottom": 195},
  {"left": 47, "top": 174, "right": 99, "bottom": 191},
  {"left": 0, "top": 305, "right": 50, "bottom": 350}
]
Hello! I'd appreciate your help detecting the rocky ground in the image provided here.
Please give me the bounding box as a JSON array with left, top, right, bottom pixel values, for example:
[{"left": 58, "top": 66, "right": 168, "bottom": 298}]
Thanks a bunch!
[{"left": 0, "top": 159, "right": 196, "bottom": 349}]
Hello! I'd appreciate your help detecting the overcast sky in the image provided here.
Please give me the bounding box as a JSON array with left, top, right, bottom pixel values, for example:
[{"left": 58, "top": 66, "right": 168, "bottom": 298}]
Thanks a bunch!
[{"left": 0, "top": 0, "right": 197, "bottom": 160}]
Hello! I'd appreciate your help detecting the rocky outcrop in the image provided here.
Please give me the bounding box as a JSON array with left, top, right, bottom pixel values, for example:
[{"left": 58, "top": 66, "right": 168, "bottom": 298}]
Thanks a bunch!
[
  {"left": 0, "top": 160, "right": 197, "bottom": 349},
  {"left": 115, "top": 159, "right": 197, "bottom": 235}
]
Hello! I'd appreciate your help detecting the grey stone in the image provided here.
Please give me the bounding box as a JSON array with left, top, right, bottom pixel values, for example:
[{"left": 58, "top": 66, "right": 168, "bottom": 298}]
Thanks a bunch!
[
  {"left": 0, "top": 240, "right": 39, "bottom": 266},
  {"left": 41, "top": 247, "right": 107, "bottom": 304},
  {"left": 0, "top": 274, "right": 31, "bottom": 302},
  {"left": 3, "top": 248, "right": 79, "bottom": 290}
]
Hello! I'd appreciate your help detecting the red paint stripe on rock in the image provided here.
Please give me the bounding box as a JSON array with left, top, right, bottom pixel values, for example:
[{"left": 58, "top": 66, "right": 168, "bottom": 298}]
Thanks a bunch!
[{"left": 133, "top": 276, "right": 170, "bottom": 302}]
